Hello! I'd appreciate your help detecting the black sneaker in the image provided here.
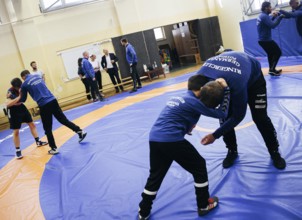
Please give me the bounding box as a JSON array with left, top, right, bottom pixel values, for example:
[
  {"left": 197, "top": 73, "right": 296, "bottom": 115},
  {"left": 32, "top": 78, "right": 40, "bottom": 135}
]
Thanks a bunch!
[
  {"left": 268, "top": 70, "right": 281, "bottom": 76},
  {"left": 16, "top": 150, "right": 23, "bottom": 159},
  {"left": 138, "top": 209, "right": 150, "bottom": 220},
  {"left": 198, "top": 196, "right": 219, "bottom": 216},
  {"left": 138, "top": 214, "right": 150, "bottom": 220},
  {"left": 137, "top": 86, "right": 142, "bottom": 89},
  {"left": 78, "top": 131, "right": 87, "bottom": 143},
  {"left": 274, "top": 69, "right": 282, "bottom": 74},
  {"left": 36, "top": 140, "right": 48, "bottom": 147},
  {"left": 223, "top": 150, "right": 238, "bottom": 168},
  {"left": 130, "top": 89, "right": 137, "bottom": 93},
  {"left": 270, "top": 151, "right": 286, "bottom": 169}
]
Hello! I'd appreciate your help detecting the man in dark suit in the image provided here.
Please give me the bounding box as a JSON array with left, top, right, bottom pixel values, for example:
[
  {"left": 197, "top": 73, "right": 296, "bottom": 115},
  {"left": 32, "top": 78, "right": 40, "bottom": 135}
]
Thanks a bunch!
[{"left": 101, "top": 49, "right": 124, "bottom": 93}]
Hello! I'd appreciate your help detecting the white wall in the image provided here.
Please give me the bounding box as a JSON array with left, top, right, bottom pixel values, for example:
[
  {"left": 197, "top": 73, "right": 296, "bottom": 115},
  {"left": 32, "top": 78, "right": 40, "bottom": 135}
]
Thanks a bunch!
[
  {"left": 0, "top": 0, "right": 248, "bottom": 112},
  {"left": 215, "top": 0, "right": 244, "bottom": 51}
]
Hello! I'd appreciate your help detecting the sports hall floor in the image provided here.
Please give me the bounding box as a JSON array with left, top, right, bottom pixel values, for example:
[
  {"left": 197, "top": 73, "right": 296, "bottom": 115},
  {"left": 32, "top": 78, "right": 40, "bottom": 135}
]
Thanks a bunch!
[{"left": 0, "top": 57, "right": 301, "bottom": 220}]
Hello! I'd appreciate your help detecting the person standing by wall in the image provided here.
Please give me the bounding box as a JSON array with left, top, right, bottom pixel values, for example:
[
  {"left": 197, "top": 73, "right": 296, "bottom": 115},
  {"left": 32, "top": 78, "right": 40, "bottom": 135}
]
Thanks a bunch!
[
  {"left": 6, "top": 78, "right": 48, "bottom": 159},
  {"left": 101, "top": 49, "right": 124, "bottom": 93},
  {"left": 18, "top": 70, "right": 87, "bottom": 155},
  {"left": 89, "top": 54, "right": 104, "bottom": 96},
  {"left": 120, "top": 38, "right": 142, "bottom": 93},
  {"left": 257, "top": 1, "right": 285, "bottom": 76},
  {"left": 82, "top": 51, "right": 104, "bottom": 101},
  {"left": 77, "top": 58, "right": 96, "bottom": 102},
  {"left": 30, "top": 61, "right": 45, "bottom": 81}
]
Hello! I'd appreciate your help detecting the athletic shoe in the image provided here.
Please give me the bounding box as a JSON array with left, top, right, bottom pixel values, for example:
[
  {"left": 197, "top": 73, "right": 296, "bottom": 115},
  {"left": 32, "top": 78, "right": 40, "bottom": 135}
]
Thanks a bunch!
[
  {"left": 138, "top": 208, "right": 150, "bottom": 220},
  {"left": 78, "top": 131, "right": 87, "bottom": 143},
  {"left": 137, "top": 86, "right": 142, "bottom": 89},
  {"left": 274, "top": 69, "right": 282, "bottom": 74},
  {"left": 48, "top": 148, "right": 59, "bottom": 155},
  {"left": 36, "top": 140, "right": 48, "bottom": 147},
  {"left": 99, "top": 97, "right": 108, "bottom": 102},
  {"left": 16, "top": 150, "right": 23, "bottom": 159},
  {"left": 223, "top": 150, "right": 238, "bottom": 168},
  {"left": 270, "top": 151, "right": 286, "bottom": 169},
  {"left": 138, "top": 214, "right": 150, "bottom": 220},
  {"left": 198, "top": 196, "right": 219, "bottom": 216},
  {"left": 268, "top": 71, "right": 281, "bottom": 76},
  {"left": 130, "top": 89, "right": 137, "bottom": 93}
]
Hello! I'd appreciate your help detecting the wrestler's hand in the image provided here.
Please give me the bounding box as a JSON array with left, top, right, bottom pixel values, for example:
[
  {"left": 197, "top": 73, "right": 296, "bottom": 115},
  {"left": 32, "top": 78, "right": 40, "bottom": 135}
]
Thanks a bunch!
[
  {"left": 201, "top": 134, "right": 216, "bottom": 145},
  {"left": 215, "top": 78, "right": 228, "bottom": 88}
]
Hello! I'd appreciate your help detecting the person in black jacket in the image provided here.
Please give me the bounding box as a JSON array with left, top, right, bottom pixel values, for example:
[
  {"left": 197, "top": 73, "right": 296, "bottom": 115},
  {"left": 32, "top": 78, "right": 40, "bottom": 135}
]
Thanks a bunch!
[
  {"left": 101, "top": 49, "right": 124, "bottom": 93},
  {"left": 77, "top": 58, "right": 96, "bottom": 102}
]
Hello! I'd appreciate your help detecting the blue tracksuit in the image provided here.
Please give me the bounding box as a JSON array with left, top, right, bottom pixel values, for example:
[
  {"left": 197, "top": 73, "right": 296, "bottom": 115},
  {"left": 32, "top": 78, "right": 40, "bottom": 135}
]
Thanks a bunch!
[
  {"left": 280, "top": 2, "right": 302, "bottom": 37},
  {"left": 196, "top": 52, "right": 262, "bottom": 139},
  {"left": 149, "top": 90, "right": 230, "bottom": 142},
  {"left": 82, "top": 58, "right": 95, "bottom": 78},
  {"left": 125, "top": 43, "right": 138, "bottom": 64},
  {"left": 257, "top": 12, "right": 283, "bottom": 41},
  {"left": 20, "top": 74, "right": 55, "bottom": 107}
]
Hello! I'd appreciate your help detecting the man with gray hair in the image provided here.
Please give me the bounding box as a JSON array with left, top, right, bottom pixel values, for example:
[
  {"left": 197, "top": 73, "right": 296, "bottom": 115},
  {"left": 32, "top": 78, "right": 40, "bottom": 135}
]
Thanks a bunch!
[
  {"left": 101, "top": 49, "right": 124, "bottom": 93},
  {"left": 82, "top": 51, "right": 104, "bottom": 101}
]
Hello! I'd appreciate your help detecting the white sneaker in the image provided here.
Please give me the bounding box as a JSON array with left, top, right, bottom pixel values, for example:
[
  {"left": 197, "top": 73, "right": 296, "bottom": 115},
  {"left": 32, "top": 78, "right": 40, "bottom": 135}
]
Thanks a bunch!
[{"left": 48, "top": 148, "right": 59, "bottom": 155}]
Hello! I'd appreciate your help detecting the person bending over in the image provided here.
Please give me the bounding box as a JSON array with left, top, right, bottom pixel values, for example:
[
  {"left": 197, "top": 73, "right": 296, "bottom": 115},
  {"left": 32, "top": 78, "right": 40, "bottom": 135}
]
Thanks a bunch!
[
  {"left": 197, "top": 51, "right": 286, "bottom": 170},
  {"left": 138, "top": 75, "right": 231, "bottom": 219},
  {"left": 6, "top": 78, "right": 48, "bottom": 159}
]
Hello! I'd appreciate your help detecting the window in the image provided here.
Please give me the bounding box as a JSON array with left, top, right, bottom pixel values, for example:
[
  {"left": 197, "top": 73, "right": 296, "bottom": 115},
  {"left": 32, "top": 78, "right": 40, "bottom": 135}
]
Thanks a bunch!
[
  {"left": 39, "top": 0, "right": 105, "bottom": 13},
  {"left": 242, "top": 0, "right": 290, "bottom": 15},
  {"left": 154, "top": 27, "right": 166, "bottom": 41}
]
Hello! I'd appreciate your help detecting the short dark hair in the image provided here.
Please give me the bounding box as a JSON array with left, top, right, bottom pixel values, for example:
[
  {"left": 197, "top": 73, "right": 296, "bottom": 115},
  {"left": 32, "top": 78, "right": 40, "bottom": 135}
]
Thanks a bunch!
[
  {"left": 78, "top": 57, "right": 83, "bottom": 67},
  {"left": 121, "top": 38, "right": 128, "bottom": 43},
  {"left": 200, "top": 81, "right": 224, "bottom": 108},
  {"left": 20, "top": 70, "right": 31, "bottom": 78},
  {"left": 261, "top": 1, "right": 271, "bottom": 12},
  {"left": 188, "top": 75, "right": 209, "bottom": 91},
  {"left": 11, "top": 77, "right": 23, "bottom": 88},
  {"left": 30, "top": 61, "right": 36, "bottom": 67}
]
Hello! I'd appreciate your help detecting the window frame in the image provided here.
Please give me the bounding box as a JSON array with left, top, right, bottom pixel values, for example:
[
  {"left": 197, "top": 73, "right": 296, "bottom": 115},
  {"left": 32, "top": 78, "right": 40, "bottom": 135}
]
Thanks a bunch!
[
  {"left": 153, "top": 27, "right": 166, "bottom": 41},
  {"left": 39, "top": 0, "right": 104, "bottom": 13},
  {"left": 241, "top": 0, "right": 291, "bottom": 16}
]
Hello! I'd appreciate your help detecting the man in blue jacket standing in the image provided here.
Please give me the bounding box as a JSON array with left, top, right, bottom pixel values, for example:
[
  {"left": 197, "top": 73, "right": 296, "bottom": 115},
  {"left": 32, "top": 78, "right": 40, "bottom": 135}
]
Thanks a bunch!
[
  {"left": 279, "top": 0, "right": 302, "bottom": 38},
  {"left": 19, "top": 70, "right": 87, "bottom": 155},
  {"left": 121, "top": 38, "right": 142, "bottom": 93},
  {"left": 82, "top": 51, "right": 104, "bottom": 101},
  {"left": 257, "top": 1, "right": 284, "bottom": 76},
  {"left": 197, "top": 51, "right": 286, "bottom": 170}
]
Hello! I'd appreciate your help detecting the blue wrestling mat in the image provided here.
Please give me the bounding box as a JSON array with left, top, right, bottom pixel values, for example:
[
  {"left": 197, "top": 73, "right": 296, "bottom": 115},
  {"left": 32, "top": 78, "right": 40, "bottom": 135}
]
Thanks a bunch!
[{"left": 0, "top": 70, "right": 302, "bottom": 219}]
